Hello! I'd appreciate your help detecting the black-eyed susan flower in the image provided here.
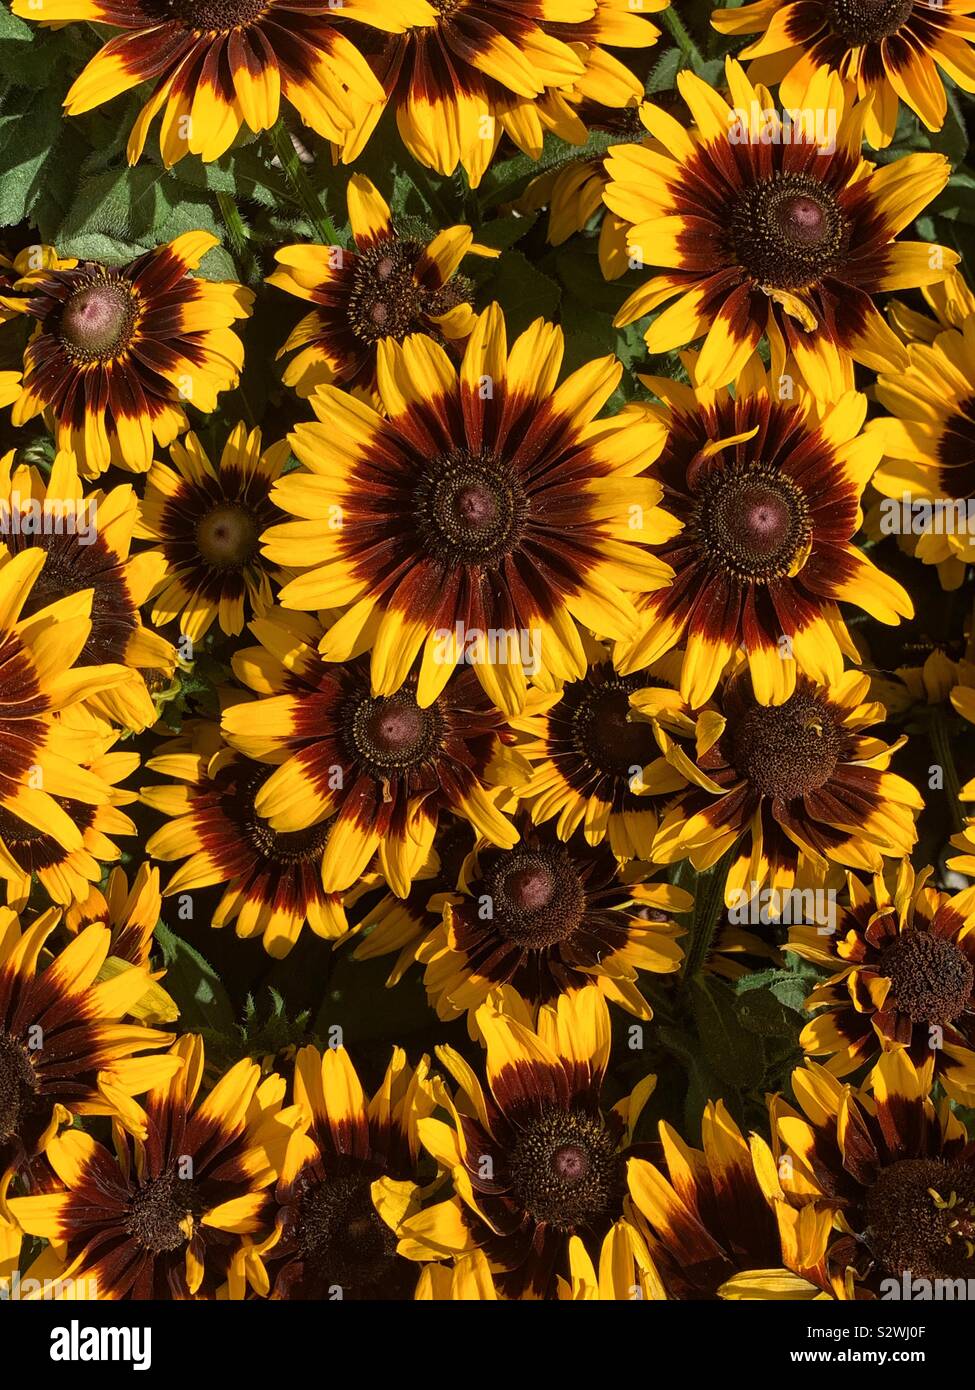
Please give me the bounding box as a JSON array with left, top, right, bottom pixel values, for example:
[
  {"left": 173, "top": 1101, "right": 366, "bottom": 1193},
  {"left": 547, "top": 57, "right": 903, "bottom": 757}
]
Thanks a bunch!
[
  {"left": 397, "top": 990, "right": 656, "bottom": 1299},
  {"left": 615, "top": 362, "right": 912, "bottom": 707},
  {"left": 603, "top": 60, "right": 955, "bottom": 397},
  {"left": 141, "top": 725, "right": 353, "bottom": 960},
  {"left": 870, "top": 317, "right": 975, "bottom": 589},
  {"left": 712, "top": 0, "right": 975, "bottom": 150},
  {"left": 263, "top": 306, "right": 678, "bottom": 716},
  {"left": 233, "top": 1045, "right": 433, "bottom": 1300},
  {"left": 12, "top": 0, "right": 420, "bottom": 166},
  {"left": 269, "top": 173, "right": 490, "bottom": 399},
  {"left": 789, "top": 862, "right": 975, "bottom": 1101},
  {"left": 773, "top": 1051, "right": 975, "bottom": 1294},
  {"left": 0, "top": 449, "right": 176, "bottom": 730},
  {"left": 7, "top": 233, "right": 253, "bottom": 476},
  {"left": 220, "top": 609, "right": 528, "bottom": 897},
  {"left": 136, "top": 425, "right": 287, "bottom": 642},
  {"left": 8, "top": 1035, "right": 296, "bottom": 1300},
  {"left": 649, "top": 667, "right": 922, "bottom": 904},
  {"left": 418, "top": 821, "right": 689, "bottom": 1025},
  {"left": 509, "top": 646, "right": 686, "bottom": 859}
]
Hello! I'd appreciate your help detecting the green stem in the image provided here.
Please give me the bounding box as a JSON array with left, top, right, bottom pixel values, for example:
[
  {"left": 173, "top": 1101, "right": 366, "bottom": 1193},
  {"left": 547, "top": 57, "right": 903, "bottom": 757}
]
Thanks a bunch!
[
  {"left": 679, "top": 847, "right": 736, "bottom": 989},
  {"left": 216, "top": 192, "right": 249, "bottom": 260},
  {"left": 660, "top": 5, "right": 704, "bottom": 69},
  {"left": 267, "top": 120, "right": 339, "bottom": 246},
  {"left": 930, "top": 705, "right": 965, "bottom": 835}
]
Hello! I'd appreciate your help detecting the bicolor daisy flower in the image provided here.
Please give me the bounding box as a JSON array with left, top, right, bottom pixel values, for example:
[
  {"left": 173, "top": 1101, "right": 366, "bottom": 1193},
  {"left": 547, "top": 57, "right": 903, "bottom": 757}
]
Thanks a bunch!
[
  {"left": 137, "top": 425, "right": 287, "bottom": 641},
  {"left": 772, "top": 1051, "right": 975, "bottom": 1295},
  {"left": 221, "top": 610, "right": 527, "bottom": 897},
  {"left": 603, "top": 61, "right": 955, "bottom": 398},
  {"left": 397, "top": 990, "right": 657, "bottom": 1299},
  {"left": 615, "top": 362, "right": 912, "bottom": 707},
  {"left": 9, "top": 1036, "right": 297, "bottom": 1300},
  {"left": 789, "top": 862, "right": 975, "bottom": 1102},
  {"left": 712, "top": 0, "right": 975, "bottom": 149},
  {"left": 649, "top": 667, "right": 922, "bottom": 904},
  {"left": 418, "top": 821, "right": 690, "bottom": 1024},
  {"left": 268, "top": 173, "right": 490, "bottom": 399},
  {"left": 263, "top": 306, "right": 678, "bottom": 716},
  {"left": 870, "top": 316, "right": 975, "bottom": 589},
  {"left": 11, "top": 0, "right": 424, "bottom": 166},
  {"left": 6, "top": 233, "right": 253, "bottom": 476},
  {"left": 0, "top": 449, "right": 176, "bottom": 731},
  {"left": 233, "top": 1045, "right": 433, "bottom": 1300},
  {"left": 141, "top": 725, "right": 353, "bottom": 960}
]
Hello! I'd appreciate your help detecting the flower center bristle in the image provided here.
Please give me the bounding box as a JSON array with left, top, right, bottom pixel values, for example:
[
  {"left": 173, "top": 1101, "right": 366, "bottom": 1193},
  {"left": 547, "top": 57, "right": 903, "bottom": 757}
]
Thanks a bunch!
[
  {"left": 196, "top": 503, "right": 260, "bottom": 569},
  {"left": 488, "top": 846, "right": 586, "bottom": 949},
  {"left": 730, "top": 173, "right": 849, "bottom": 292},
  {"left": 865, "top": 1159, "right": 975, "bottom": 1281},
  {"left": 878, "top": 931, "right": 974, "bottom": 1025},
  {"left": 348, "top": 240, "right": 426, "bottom": 344},
  {"left": 145, "top": 0, "right": 268, "bottom": 31},
  {"left": 416, "top": 450, "right": 525, "bottom": 567},
  {"left": 0, "top": 1031, "right": 39, "bottom": 1143},
  {"left": 125, "top": 1170, "right": 198, "bottom": 1254},
  {"left": 348, "top": 689, "right": 443, "bottom": 776},
  {"left": 573, "top": 678, "right": 656, "bottom": 779},
  {"left": 508, "top": 1108, "right": 622, "bottom": 1231},
  {"left": 827, "top": 0, "right": 915, "bottom": 45},
  {"left": 294, "top": 1172, "right": 399, "bottom": 1291},
  {"left": 58, "top": 279, "right": 136, "bottom": 361},
  {"left": 231, "top": 762, "right": 332, "bottom": 865},
  {"left": 695, "top": 463, "right": 811, "bottom": 582},
  {"left": 729, "top": 688, "right": 842, "bottom": 800}
]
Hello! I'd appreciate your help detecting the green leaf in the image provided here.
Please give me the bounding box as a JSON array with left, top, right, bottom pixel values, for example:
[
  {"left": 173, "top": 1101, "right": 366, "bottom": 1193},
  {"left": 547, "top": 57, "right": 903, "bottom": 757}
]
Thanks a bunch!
[
  {"left": 154, "top": 922, "right": 236, "bottom": 1036},
  {"left": 0, "top": 85, "right": 69, "bottom": 227},
  {"left": 480, "top": 248, "right": 560, "bottom": 338},
  {"left": 689, "top": 976, "right": 766, "bottom": 1090}
]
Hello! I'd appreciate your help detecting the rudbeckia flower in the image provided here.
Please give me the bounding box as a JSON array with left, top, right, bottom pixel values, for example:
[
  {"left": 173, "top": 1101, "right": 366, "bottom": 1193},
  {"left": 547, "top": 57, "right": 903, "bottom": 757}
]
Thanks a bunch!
[
  {"left": 712, "top": 0, "right": 975, "bottom": 150},
  {"left": 11, "top": 0, "right": 424, "bottom": 166},
  {"left": 0, "top": 448, "right": 176, "bottom": 731},
  {"left": 603, "top": 60, "right": 956, "bottom": 397},
  {"left": 788, "top": 860, "right": 975, "bottom": 1102},
  {"left": 648, "top": 667, "right": 922, "bottom": 903},
  {"left": 220, "top": 609, "right": 527, "bottom": 897},
  {"left": 417, "top": 821, "right": 690, "bottom": 1024},
  {"left": 6, "top": 233, "right": 253, "bottom": 477},
  {"left": 263, "top": 305, "right": 678, "bottom": 716},
  {"left": 8, "top": 1035, "right": 297, "bottom": 1300},
  {"left": 233, "top": 1045, "right": 433, "bottom": 1300},
  {"left": 615, "top": 360, "right": 913, "bottom": 708},
  {"left": 397, "top": 990, "right": 657, "bottom": 1299},
  {"left": 268, "top": 173, "right": 491, "bottom": 399},
  {"left": 137, "top": 425, "right": 287, "bottom": 641}
]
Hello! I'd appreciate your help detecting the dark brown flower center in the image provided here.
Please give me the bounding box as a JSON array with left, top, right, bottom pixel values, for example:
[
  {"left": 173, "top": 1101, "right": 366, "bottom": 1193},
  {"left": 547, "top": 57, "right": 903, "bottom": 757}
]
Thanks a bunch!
[
  {"left": 878, "top": 931, "right": 974, "bottom": 1025},
  {"left": 58, "top": 279, "right": 136, "bottom": 361},
  {"left": 695, "top": 463, "right": 811, "bottom": 582},
  {"left": 348, "top": 240, "right": 427, "bottom": 344},
  {"left": 347, "top": 689, "right": 443, "bottom": 777},
  {"left": 416, "top": 450, "right": 526, "bottom": 567},
  {"left": 730, "top": 174, "right": 850, "bottom": 292},
  {"left": 572, "top": 676, "right": 656, "bottom": 778},
  {"left": 293, "top": 1172, "right": 400, "bottom": 1292},
  {"left": 865, "top": 1159, "right": 975, "bottom": 1282},
  {"left": 508, "top": 1108, "right": 623, "bottom": 1231},
  {"left": 234, "top": 763, "right": 333, "bottom": 866},
  {"left": 729, "top": 689, "right": 842, "bottom": 800},
  {"left": 196, "top": 503, "right": 260, "bottom": 569},
  {"left": 487, "top": 845, "right": 587, "bottom": 949},
  {"left": 826, "top": 0, "right": 915, "bottom": 45},
  {"left": 125, "top": 1170, "right": 199, "bottom": 1254},
  {"left": 144, "top": 0, "right": 268, "bottom": 31},
  {"left": 0, "top": 1031, "right": 38, "bottom": 1144}
]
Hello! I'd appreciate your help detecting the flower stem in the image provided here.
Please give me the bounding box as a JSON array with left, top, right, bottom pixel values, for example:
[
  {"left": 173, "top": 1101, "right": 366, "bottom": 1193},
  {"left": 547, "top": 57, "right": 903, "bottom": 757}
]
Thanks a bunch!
[
  {"left": 267, "top": 120, "right": 340, "bottom": 247},
  {"left": 679, "top": 847, "right": 736, "bottom": 989},
  {"left": 930, "top": 705, "right": 965, "bottom": 835},
  {"left": 660, "top": 6, "right": 704, "bottom": 69}
]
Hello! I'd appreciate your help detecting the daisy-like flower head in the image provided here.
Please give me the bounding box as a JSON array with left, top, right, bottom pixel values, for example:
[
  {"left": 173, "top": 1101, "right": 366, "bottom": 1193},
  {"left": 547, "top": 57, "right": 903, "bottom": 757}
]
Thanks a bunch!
[
  {"left": 269, "top": 173, "right": 490, "bottom": 399},
  {"left": 871, "top": 315, "right": 975, "bottom": 589},
  {"left": 648, "top": 666, "right": 922, "bottom": 904},
  {"left": 263, "top": 305, "right": 678, "bottom": 717},
  {"left": 398, "top": 990, "right": 656, "bottom": 1299},
  {"left": 773, "top": 1051, "right": 975, "bottom": 1294},
  {"left": 221, "top": 609, "right": 528, "bottom": 898},
  {"left": 603, "top": 59, "right": 956, "bottom": 398},
  {"left": 0, "top": 449, "right": 176, "bottom": 731},
  {"left": 615, "top": 359, "right": 913, "bottom": 708},
  {"left": 712, "top": 0, "right": 975, "bottom": 150},
  {"left": 9, "top": 1035, "right": 297, "bottom": 1299},
  {"left": 141, "top": 724, "right": 354, "bottom": 960},
  {"left": 11, "top": 0, "right": 426, "bottom": 166},
  {"left": 235, "top": 1045, "right": 433, "bottom": 1300},
  {"left": 336, "top": 1, "right": 663, "bottom": 187},
  {"left": 510, "top": 644, "right": 687, "bottom": 861},
  {"left": 7, "top": 232, "right": 253, "bottom": 477},
  {"left": 788, "top": 861, "right": 975, "bottom": 1102},
  {"left": 418, "top": 820, "right": 690, "bottom": 1025},
  {"left": 137, "top": 424, "right": 287, "bottom": 641}
]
